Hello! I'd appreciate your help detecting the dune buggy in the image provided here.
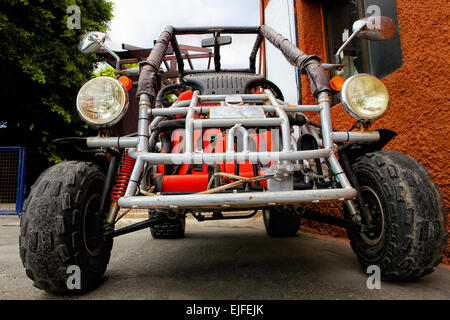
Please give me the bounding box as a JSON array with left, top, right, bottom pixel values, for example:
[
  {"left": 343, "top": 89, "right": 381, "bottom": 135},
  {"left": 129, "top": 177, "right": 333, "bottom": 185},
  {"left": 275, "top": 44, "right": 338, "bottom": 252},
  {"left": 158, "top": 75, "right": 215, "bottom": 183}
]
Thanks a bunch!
[{"left": 19, "top": 17, "right": 446, "bottom": 294}]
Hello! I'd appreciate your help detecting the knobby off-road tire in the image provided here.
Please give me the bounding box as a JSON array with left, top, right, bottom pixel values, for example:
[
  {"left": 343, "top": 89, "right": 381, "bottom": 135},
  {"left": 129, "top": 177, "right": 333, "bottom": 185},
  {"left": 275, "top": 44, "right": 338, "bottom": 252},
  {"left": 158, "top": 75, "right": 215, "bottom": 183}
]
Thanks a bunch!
[
  {"left": 19, "top": 161, "right": 113, "bottom": 294},
  {"left": 263, "top": 206, "right": 301, "bottom": 237},
  {"left": 347, "top": 151, "right": 447, "bottom": 281},
  {"left": 148, "top": 209, "right": 185, "bottom": 239}
]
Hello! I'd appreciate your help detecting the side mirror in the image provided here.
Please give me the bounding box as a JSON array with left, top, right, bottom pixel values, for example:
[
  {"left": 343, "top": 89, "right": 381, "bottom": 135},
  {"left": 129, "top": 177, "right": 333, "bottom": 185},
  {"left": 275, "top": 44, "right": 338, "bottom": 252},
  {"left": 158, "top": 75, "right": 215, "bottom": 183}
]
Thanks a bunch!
[
  {"left": 335, "top": 16, "right": 396, "bottom": 63},
  {"left": 78, "top": 32, "right": 107, "bottom": 53},
  {"left": 353, "top": 16, "right": 396, "bottom": 41},
  {"left": 201, "top": 35, "right": 232, "bottom": 48},
  {"left": 78, "top": 32, "right": 121, "bottom": 70}
]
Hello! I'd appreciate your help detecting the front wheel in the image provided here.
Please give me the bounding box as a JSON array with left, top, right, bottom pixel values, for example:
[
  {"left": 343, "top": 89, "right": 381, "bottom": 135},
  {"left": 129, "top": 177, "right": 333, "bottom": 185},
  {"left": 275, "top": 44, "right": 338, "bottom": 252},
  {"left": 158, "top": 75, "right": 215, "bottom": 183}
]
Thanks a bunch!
[
  {"left": 19, "top": 161, "right": 113, "bottom": 294},
  {"left": 347, "top": 151, "right": 447, "bottom": 281}
]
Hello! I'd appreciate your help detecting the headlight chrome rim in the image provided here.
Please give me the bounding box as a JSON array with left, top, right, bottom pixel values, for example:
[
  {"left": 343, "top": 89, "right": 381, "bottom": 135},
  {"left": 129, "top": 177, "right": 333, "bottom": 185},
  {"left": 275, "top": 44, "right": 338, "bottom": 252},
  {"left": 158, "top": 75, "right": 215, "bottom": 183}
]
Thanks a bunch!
[
  {"left": 341, "top": 73, "right": 390, "bottom": 122},
  {"left": 76, "top": 76, "right": 129, "bottom": 127}
]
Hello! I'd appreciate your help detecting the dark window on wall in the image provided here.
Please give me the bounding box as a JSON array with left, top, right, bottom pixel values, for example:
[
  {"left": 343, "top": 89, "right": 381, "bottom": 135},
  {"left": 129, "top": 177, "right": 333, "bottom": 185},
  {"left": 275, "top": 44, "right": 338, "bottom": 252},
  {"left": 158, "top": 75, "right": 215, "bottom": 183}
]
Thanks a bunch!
[
  {"left": 323, "top": 0, "right": 402, "bottom": 79},
  {"left": 323, "top": 0, "right": 368, "bottom": 79},
  {"left": 363, "top": 0, "right": 403, "bottom": 79}
]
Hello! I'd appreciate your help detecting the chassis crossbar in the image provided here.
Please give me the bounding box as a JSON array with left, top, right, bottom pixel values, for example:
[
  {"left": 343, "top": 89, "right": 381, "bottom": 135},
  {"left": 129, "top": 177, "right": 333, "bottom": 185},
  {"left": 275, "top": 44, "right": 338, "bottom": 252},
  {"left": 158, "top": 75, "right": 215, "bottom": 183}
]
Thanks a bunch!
[
  {"left": 128, "top": 148, "right": 333, "bottom": 164},
  {"left": 117, "top": 188, "right": 357, "bottom": 209}
]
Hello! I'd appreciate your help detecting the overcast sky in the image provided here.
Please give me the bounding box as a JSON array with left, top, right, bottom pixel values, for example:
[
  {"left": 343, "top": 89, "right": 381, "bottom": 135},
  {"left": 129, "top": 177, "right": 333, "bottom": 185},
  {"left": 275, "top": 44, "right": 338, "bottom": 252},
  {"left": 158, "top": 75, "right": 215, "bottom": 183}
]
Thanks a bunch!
[{"left": 105, "top": 0, "right": 261, "bottom": 69}]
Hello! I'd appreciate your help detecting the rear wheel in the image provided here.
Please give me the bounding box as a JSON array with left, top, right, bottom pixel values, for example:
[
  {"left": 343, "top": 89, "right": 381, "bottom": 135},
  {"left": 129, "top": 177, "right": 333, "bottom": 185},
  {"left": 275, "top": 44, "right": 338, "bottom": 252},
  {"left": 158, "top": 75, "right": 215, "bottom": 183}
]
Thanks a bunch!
[
  {"left": 347, "top": 151, "right": 447, "bottom": 281},
  {"left": 148, "top": 209, "right": 185, "bottom": 239},
  {"left": 263, "top": 206, "right": 301, "bottom": 237}
]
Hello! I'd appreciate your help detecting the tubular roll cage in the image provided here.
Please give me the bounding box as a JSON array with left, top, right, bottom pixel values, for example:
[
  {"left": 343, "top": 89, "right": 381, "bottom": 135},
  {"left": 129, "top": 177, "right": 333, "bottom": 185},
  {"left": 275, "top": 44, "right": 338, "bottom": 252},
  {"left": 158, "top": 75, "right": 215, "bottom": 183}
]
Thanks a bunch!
[{"left": 86, "top": 25, "right": 382, "bottom": 211}]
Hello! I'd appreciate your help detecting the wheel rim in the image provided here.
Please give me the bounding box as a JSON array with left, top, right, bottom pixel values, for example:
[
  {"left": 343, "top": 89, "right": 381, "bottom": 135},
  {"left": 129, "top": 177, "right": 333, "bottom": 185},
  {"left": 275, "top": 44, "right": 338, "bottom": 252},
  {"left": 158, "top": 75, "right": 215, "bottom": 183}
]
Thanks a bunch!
[
  {"left": 83, "top": 194, "right": 104, "bottom": 256},
  {"left": 359, "top": 186, "right": 385, "bottom": 246}
]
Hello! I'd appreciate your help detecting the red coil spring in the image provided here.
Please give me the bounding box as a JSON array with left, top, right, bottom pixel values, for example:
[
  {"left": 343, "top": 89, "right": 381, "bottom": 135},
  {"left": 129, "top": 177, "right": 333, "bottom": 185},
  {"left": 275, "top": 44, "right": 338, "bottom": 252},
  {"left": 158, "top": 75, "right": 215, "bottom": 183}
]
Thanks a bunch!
[{"left": 111, "top": 154, "right": 136, "bottom": 202}]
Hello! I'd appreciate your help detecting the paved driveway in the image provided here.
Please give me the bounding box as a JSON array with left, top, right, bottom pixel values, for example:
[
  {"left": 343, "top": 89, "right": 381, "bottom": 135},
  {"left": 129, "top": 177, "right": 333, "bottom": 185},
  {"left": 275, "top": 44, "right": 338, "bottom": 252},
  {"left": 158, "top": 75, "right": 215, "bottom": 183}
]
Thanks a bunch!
[{"left": 1, "top": 214, "right": 449, "bottom": 300}]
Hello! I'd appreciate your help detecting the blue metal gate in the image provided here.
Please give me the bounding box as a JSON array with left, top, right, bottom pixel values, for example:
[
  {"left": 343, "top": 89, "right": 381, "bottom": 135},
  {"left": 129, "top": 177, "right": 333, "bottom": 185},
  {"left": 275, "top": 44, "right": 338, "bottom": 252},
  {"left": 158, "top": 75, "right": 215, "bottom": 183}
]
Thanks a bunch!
[{"left": 0, "top": 147, "right": 26, "bottom": 215}]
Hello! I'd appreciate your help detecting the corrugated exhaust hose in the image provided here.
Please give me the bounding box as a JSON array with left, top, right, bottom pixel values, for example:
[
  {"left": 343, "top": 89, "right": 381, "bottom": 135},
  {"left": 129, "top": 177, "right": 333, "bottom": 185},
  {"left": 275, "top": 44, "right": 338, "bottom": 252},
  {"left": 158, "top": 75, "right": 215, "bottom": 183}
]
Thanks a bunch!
[
  {"left": 137, "top": 25, "right": 175, "bottom": 99},
  {"left": 259, "top": 25, "right": 331, "bottom": 97}
]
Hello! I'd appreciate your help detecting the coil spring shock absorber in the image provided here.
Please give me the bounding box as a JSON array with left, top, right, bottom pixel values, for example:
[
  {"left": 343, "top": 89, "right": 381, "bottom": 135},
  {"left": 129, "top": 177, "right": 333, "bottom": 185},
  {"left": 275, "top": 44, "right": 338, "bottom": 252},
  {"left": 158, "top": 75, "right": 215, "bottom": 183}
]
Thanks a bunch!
[
  {"left": 111, "top": 154, "right": 136, "bottom": 202},
  {"left": 106, "top": 153, "right": 136, "bottom": 225}
]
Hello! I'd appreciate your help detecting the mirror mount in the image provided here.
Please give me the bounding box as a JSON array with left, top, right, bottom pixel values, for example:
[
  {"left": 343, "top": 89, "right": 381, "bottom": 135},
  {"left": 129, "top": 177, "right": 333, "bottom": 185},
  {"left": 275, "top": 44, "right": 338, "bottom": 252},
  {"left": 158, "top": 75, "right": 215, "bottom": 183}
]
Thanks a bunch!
[
  {"left": 99, "top": 43, "right": 121, "bottom": 71},
  {"left": 334, "top": 20, "right": 368, "bottom": 64},
  {"left": 78, "top": 32, "right": 121, "bottom": 70},
  {"left": 201, "top": 32, "right": 232, "bottom": 72}
]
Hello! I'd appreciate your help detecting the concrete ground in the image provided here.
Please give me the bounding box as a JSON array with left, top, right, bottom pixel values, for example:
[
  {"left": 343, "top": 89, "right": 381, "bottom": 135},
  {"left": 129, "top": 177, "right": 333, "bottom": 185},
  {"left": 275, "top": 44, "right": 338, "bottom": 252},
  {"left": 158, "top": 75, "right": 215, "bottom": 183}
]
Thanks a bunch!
[{"left": 0, "top": 214, "right": 449, "bottom": 300}]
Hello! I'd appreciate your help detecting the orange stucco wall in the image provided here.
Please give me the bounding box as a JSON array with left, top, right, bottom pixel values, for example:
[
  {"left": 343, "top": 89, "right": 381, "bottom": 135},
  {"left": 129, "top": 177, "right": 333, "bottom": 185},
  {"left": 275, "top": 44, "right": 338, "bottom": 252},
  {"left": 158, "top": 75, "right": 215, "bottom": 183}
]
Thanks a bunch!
[{"left": 263, "top": 0, "right": 449, "bottom": 263}]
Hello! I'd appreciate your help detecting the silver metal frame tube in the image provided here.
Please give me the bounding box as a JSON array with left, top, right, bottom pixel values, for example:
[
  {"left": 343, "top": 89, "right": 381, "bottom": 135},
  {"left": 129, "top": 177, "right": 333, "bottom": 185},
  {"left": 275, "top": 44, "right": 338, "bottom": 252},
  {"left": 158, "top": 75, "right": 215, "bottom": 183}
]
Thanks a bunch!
[
  {"left": 124, "top": 93, "right": 152, "bottom": 197},
  {"left": 328, "top": 153, "right": 352, "bottom": 189},
  {"left": 332, "top": 131, "right": 380, "bottom": 143},
  {"left": 87, "top": 136, "right": 139, "bottom": 148},
  {"left": 124, "top": 157, "right": 144, "bottom": 197},
  {"left": 269, "top": 98, "right": 291, "bottom": 151},
  {"left": 137, "top": 94, "right": 151, "bottom": 152},
  {"left": 199, "top": 94, "right": 269, "bottom": 103},
  {"left": 118, "top": 188, "right": 357, "bottom": 209},
  {"left": 185, "top": 91, "right": 199, "bottom": 154},
  {"left": 128, "top": 148, "right": 333, "bottom": 165},
  {"left": 227, "top": 124, "right": 249, "bottom": 153},
  {"left": 272, "top": 106, "right": 320, "bottom": 113},
  {"left": 149, "top": 107, "right": 191, "bottom": 117},
  {"left": 148, "top": 98, "right": 193, "bottom": 130},
  {"left": 148, "top": 105, "right": 321, "bottom": 117},
  {"left": 193, "top": 118, "right": 282, "bottom": 128},
  {"left": 85, "top": 130, "right": 379, "bottom": 149},
  {"left": 318, "top": 92, "right": 333, "bottom": 150}
]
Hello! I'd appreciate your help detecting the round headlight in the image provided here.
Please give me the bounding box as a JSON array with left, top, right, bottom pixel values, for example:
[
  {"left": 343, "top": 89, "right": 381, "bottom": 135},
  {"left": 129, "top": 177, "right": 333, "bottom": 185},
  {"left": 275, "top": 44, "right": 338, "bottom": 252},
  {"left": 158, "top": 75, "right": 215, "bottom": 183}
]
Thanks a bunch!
[
  {"left": 76, "top": 76, "right": 129, "bottom": 127},
  {"left": 341, "top": 74, "right": 390, "bottom": 121}
]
